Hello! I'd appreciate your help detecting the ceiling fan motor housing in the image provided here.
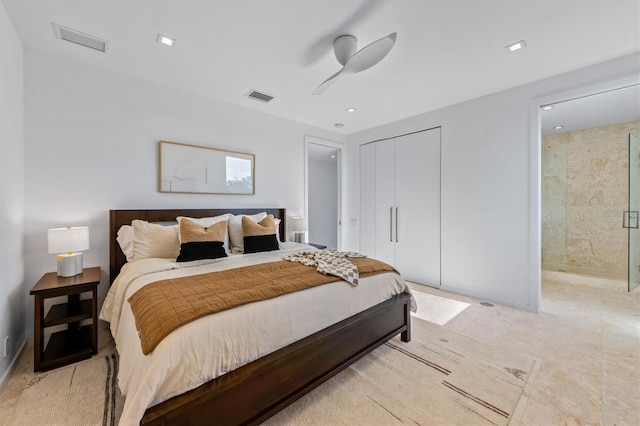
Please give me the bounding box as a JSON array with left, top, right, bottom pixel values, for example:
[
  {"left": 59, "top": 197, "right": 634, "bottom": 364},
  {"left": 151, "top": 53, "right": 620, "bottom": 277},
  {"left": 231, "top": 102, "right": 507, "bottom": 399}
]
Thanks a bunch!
[{"left": 334, "top": 35, "right": 357, "bottom": 65}]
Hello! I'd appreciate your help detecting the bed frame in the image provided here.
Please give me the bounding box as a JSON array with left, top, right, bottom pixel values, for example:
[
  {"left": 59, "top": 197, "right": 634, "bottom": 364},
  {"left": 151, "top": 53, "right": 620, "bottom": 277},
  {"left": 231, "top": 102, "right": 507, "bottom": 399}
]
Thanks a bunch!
[{"left": 109, "top": 208, "right": 411, "bottom": 425}]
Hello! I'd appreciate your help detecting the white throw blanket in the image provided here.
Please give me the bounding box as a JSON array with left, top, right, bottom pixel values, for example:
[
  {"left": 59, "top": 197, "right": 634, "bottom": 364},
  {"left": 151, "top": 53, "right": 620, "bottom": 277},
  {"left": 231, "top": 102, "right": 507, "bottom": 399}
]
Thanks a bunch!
[{"left": 283, "top": 250, "right": 367, "bottom": 285}]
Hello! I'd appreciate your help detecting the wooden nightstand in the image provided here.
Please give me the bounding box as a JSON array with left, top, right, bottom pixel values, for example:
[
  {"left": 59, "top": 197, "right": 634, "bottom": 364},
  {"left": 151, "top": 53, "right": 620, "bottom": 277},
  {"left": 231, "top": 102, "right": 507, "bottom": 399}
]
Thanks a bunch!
[{"left": 30, "top": 267, "right": 100, "bottom": 372}]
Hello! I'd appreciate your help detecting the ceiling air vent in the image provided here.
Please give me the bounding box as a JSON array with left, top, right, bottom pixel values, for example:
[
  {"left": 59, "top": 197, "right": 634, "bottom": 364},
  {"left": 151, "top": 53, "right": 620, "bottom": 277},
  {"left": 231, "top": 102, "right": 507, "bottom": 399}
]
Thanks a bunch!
[
  {"left": 246, "top": 90, "right": 275, "bottom": 103},
  {"left": 53, "top": 23, "right": 108, "bottom": 53}
]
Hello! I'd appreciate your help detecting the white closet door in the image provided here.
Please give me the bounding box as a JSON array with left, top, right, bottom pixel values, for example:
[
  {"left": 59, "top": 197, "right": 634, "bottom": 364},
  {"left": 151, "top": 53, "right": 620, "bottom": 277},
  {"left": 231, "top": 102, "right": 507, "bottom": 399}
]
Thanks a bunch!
[
  {"left": 394, "top": 128, "right": 441, "bottom": 286},
  {"left": 359, "top": 143, "right": 376, "bottom": 257},
  {"left": 374, "top": 139, "right": 396, "bottom": 266}
]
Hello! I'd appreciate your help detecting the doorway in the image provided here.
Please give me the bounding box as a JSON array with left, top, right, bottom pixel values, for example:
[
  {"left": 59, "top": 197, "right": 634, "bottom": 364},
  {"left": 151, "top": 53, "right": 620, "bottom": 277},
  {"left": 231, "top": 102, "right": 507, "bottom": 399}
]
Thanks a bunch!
[
  {"left": 305, "top": 137, "right": 341, "bottom": 249},
  {"left": 540, "top": 84, "right": 640, "bottom": 292}
]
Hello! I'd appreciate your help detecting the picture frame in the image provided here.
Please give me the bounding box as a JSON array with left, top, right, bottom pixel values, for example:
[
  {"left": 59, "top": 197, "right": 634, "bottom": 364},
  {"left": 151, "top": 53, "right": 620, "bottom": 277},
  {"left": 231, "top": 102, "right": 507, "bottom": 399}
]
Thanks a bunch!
[{"left": 159, "top": 140, "right": 255, "bottom": 195}]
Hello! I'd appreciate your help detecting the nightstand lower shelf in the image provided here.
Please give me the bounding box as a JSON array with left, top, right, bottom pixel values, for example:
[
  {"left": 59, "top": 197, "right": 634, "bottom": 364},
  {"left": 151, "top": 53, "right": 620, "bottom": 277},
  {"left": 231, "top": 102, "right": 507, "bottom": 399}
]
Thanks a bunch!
[{"left": 40, "top": 325, "right": 94, "bottom": 371}]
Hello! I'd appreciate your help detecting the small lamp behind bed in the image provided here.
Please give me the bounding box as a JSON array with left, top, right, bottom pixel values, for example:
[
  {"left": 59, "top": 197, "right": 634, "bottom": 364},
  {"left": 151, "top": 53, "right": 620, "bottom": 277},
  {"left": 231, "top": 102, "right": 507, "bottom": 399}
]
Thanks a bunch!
[
  {"left": 47, "top": 226, "right": 90, "bottom": 277},
  {"left": 290, "top": 216, "right": 308, "bottom": 243}
]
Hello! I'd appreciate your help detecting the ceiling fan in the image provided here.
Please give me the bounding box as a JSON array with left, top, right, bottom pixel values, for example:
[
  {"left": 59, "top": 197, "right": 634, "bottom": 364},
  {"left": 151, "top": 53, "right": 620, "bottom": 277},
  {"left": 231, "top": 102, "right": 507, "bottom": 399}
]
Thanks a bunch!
[{"left": 312, "top": 32, "right": 397, "bottom": 95}]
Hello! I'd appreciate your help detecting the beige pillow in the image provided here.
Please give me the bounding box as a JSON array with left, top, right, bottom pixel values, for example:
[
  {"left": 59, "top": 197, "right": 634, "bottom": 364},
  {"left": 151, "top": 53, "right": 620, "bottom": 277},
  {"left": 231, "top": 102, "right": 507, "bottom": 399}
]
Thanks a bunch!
[
  {"left": 242, "top": 215, "right": 279, "bottom": 253},
  {"left": 132, "top": 220, "right": 180, "bottom": 261},
  {"left": 177, "top": 214, "right": 230, "bottom": 252},
  {"left": 179, "top": 218, "right": 227, "bottom": 243},
  {"left": 176, "top": 219, "right": 228, "bottom": 262},
  {"left": 228, "top": 212, "right": 267, "bottom": 253}
]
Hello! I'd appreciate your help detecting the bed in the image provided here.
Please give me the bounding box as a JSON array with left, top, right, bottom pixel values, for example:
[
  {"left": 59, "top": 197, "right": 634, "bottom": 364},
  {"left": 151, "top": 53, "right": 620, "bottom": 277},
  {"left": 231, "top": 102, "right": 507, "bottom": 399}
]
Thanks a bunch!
[{"left": 104, "top": 208, "right": 413, "bottom": 425}]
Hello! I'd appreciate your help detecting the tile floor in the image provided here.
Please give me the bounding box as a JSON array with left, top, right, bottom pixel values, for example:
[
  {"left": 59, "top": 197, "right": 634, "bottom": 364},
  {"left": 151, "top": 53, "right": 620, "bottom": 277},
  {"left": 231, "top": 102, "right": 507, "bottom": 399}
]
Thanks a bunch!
[
  {"left": 408, "top": 279, "right": 639, "bottom": 425},
  {"left": 1, "top": 278, "right": 638, "bottom": 425}
]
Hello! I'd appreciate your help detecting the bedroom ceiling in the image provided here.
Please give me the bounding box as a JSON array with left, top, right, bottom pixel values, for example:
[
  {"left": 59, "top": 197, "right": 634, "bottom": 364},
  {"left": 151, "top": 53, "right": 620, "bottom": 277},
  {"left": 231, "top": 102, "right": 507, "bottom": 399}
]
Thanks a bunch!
[{"left": 3, "top": 0, "right": 639, "bottom": 134}]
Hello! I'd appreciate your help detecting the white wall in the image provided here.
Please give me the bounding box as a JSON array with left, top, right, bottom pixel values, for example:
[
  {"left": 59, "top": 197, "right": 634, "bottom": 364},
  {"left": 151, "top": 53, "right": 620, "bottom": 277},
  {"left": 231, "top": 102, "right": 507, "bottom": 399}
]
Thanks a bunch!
[
  {"left": 346, "top": 53, "right": 640, "bottom": 312},
  {"left": 0, "top": 2, "right": 25, "bottom": 385},
  {"left": 308, "top": 156, "right": 338, "bottom": 249},
  {"left": 23, "top": 49, "right": 344, "bottom": 334}
]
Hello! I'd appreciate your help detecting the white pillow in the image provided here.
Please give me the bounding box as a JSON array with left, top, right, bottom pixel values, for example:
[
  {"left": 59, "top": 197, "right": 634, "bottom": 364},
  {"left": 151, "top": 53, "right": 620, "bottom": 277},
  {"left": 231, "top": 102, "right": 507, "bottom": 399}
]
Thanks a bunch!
[
  {"left": 116, "top": 225, "right": 134, "bottom": 262},
  {"left": 132, "top": 220, "right": 180, "bottom": 261},
  {"left": 177, "top": 214, "right": 230, "bottom": 253},
  {"left": 228, "top": 212, "right": 267, "bottom": 253},
  {"left": 274, "top": 218, "right": 281, "bottom": 242},
  {"left": 176, "top": 214, "right": 230, "bottom": 230}
]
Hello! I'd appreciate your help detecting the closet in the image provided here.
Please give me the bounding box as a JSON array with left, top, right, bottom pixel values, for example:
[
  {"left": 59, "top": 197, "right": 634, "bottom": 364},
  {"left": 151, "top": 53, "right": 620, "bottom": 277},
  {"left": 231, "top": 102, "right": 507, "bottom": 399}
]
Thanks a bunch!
[{"left": 360, "top": 127, "right": 441, "bottom": 287}]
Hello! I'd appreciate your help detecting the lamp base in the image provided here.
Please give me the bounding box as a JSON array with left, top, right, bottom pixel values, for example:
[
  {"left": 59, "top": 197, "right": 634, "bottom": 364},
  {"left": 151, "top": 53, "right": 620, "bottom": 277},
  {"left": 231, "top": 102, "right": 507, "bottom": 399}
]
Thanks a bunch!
[{"left": 57, "top": 253, "right": 83, "bottom": 277}]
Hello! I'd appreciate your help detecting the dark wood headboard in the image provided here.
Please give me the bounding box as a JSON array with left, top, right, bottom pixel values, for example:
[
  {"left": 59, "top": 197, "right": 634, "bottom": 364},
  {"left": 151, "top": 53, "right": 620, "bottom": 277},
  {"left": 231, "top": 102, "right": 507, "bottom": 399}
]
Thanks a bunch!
[{"left": 109, "top": 208, "right": 286, "bottom": 283}]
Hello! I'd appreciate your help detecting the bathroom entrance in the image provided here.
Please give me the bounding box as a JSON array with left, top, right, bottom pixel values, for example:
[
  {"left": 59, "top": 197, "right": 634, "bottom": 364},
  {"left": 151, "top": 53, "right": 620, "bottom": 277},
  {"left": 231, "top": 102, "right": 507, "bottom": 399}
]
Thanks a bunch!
[{"left": 540, "top": 85, "right": 640, "bottom": 292}]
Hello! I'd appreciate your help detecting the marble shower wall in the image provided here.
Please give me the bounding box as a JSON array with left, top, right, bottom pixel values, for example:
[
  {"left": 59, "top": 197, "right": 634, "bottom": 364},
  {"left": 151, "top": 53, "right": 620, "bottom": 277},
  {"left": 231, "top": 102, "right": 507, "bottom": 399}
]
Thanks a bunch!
[{"left": 542, "top": 119, "right": 640, "bottom": 280}]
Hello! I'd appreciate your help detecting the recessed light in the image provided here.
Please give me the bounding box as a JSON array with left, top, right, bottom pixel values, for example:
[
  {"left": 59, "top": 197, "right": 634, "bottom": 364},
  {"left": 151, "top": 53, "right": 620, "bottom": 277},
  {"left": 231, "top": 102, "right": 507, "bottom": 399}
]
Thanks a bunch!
[
  {"left": 505, "top": 40, "right": 526, "bottom": 52},
  {"left": 157, "top": 34, "right": 175, "bottom": 47},
  {"left": 542, "top": 105, "right": 554, "bottom": 110},
  {"left": 334, "top": 123, "right": 344, "bottom": 128},
  {"left": 345, "top": 107, "right": 356, "bottom": 113},
  {"left": 554, "top": 125, "right": 564, "bottom": 130},
  {"left": 330, "top": 155, "right": 336, "bottom": 158}
]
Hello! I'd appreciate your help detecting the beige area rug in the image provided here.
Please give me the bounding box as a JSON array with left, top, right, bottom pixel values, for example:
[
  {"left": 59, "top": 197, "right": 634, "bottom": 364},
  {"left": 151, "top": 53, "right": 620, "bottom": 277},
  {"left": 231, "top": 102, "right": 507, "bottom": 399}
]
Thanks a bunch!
[
  {"left": 9, "top": 353, "right": 122, "bottom": 426},
  {"left": 266, "top": 318, "right": 536, "bottom": 425},
  {"left": 8, "top": 318, "right": 534, "bottom": 426}
]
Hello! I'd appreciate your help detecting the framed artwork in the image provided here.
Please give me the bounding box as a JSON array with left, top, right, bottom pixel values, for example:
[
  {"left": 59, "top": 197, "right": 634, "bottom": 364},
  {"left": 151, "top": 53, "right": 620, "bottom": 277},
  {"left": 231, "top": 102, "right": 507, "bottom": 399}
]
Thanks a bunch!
[{"left": 159, "top": 140, "right": 255, "bottom": 195}]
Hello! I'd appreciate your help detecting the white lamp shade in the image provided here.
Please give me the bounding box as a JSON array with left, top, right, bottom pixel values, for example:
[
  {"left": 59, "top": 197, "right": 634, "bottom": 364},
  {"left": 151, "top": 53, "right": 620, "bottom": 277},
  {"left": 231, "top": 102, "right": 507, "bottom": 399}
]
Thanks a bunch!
[
  {"left": 47, "top": 226, "right": 90, "bottom": 254},
  {"left": 290, "top": 217, "right": 308, "bottom": 232}
]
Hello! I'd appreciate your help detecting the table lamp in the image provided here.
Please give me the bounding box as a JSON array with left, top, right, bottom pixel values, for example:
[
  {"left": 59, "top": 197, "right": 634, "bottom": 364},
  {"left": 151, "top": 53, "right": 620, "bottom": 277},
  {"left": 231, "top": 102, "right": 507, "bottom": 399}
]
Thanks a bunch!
[
  {"left": 290, "top": 216, "right": 308, "bottom": 243},
  {"left": 47, "top": 226, "right": 90, "bottom": 277}
]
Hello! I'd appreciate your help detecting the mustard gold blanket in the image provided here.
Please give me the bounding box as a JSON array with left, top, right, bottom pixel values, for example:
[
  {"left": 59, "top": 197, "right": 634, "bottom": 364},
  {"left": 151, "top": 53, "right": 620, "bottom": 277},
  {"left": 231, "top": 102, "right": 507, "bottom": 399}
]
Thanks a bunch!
[{"left": 128, "top": 258, "right": 396, "bottom": 355}]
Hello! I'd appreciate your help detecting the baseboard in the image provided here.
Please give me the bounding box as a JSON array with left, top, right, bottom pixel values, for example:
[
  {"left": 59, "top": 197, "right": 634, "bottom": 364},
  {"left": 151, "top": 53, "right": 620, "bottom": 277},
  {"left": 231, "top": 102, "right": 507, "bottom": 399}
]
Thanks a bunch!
[
  {"left": 542, "top": 270, "right": 627, "bottom": 291},
  {"left": 438, "top": 285, "right": 539, "bottom": 314},
  {"left": 0, "top": 337, "right": 27, "bottom": 395}
]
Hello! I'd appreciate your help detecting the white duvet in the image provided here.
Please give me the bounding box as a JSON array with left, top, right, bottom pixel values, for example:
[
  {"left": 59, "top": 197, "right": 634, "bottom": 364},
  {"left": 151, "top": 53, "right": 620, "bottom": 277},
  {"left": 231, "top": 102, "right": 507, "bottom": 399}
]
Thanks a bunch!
[{"left": 100, "top": 243, "right": 413, "bottom": 425}]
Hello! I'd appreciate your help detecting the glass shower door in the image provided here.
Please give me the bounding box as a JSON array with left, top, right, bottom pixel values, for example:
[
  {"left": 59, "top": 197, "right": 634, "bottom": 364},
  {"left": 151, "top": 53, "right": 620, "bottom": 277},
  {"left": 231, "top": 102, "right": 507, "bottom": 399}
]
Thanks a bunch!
[{"left": 629, "top": 133, "right": 640, "bottom": 292}]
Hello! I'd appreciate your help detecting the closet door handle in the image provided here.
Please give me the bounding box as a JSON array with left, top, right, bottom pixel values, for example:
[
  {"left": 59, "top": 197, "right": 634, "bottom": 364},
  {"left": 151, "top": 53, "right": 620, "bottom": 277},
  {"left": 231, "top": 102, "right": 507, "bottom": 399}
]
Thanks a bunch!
[
  {"left": 624, "top": 211, "right": 639, "bottom": 229},
  {"left": 390, "top": 207, "right": 393, "bottom": 242},
  {"left": 396, "top": 207, "right": 399, "bottom": 242}
]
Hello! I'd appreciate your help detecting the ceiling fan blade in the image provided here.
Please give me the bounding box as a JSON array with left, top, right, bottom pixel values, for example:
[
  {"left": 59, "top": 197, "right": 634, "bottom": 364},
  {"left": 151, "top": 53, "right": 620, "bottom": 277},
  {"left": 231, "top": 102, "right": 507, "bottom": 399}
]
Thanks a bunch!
[
  {"left": 312, "top": 68, "right": 343, "bottom": 95},
  {"left": 343, "top": 32, "right": 397, "bottom": 74}
]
